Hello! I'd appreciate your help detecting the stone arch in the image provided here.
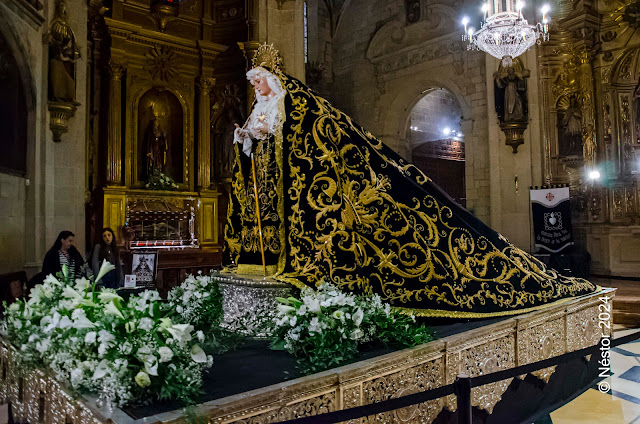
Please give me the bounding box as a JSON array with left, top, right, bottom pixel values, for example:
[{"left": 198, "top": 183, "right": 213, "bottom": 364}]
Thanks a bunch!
[
  {"left": 0, "top": 11, "right": 36, "bottom": 115},
  {"left": 379, "top": 76, "right": 472, "bottom": 158},
  {"left": 0, "top": 6, "right": 40, "bottom": 271},
  {"left": 407, "top": 87, "right": 466, "bottom": 204},
  {"left": 0, "top": 9, "right": 38, "bottom": 172}
]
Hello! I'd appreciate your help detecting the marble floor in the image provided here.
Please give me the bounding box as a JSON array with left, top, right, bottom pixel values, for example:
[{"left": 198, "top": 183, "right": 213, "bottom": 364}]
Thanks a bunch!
[{"left": 534, "top": 325, "right": 640, "bottom": 424}]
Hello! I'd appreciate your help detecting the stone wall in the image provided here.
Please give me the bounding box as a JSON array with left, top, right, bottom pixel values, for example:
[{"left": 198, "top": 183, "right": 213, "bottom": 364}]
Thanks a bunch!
[
  {"left": 0, "top": 0, "right": 88, "bottom": 275},
  {"left": 0, "top": 174, "right": 26, "bottom": 273},
  {"left": 255, "top": 0, "right": 306, "bottom": 82}
]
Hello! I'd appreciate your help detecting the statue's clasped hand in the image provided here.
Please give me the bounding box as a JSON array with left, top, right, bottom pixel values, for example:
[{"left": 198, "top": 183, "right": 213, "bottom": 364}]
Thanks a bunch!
[{"left": 234, "top": 123, "right": 253, "bottom": 157}]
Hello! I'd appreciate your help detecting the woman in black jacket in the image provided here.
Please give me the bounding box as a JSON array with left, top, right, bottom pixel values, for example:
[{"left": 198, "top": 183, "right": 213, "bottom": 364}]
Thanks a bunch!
[{"left": 42, "top": 230, "right": 84, "bottom": 281}]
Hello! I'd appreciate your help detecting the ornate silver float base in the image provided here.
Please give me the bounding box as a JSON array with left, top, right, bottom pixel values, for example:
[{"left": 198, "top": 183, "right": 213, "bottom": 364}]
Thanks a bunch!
[
  {"left": 0, "top": 287, "right": 615, "bottom": 424},
  {"left": 212, "top": 272, "right": 294, "bottom": 338}
]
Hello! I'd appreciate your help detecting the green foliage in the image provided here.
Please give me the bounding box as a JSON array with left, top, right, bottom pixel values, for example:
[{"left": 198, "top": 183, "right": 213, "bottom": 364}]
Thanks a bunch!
[{"left": 145, "top": 169, "right": 179, "bottom": 190}]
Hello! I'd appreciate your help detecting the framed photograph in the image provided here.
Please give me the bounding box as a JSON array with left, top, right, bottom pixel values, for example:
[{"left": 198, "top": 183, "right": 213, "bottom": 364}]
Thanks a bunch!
[
  {"left": 124, "top": 274, "right": 137, "bottom": 289},
  {"left": 130, "top": 251, "right": 157, "bottom": 287}
]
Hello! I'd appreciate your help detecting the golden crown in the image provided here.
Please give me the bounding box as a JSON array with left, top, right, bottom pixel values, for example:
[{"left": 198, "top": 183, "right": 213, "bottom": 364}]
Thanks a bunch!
[{"left": 251, "top": 43, "right": 283, "bottom": 73}]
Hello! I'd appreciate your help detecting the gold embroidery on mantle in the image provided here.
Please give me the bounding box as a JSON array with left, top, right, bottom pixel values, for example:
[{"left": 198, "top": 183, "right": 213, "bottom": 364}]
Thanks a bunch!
[{"left": 269, "top": 74, "right": 596, "bottom": 317}]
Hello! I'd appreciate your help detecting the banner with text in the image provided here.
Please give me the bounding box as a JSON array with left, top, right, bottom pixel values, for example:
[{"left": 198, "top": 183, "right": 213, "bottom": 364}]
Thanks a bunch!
[{"left": 530, "top": 187, "right": 574, "bottom": 253}]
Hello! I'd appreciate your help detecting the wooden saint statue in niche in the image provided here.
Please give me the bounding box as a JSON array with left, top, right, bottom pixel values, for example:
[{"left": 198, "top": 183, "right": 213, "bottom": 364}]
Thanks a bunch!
[
  {"left": 48, "top": 0, "right": 80, "bottom": 102},
  {"left": 558, "top": 95, "right": 583, "bottom": 157},
  {"left": 494, "top": 58, "right": 530, "bottom": 124},
  {"left": 144, "top": 117, "right": 168, "bottom": 176},
  {"left": 137, "top": 88, "right": 184, "bottom": 183}
]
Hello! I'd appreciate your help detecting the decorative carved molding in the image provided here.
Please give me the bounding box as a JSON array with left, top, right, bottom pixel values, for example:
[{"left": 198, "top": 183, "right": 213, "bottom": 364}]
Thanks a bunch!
[
  {"left": 197, "top": 76, "right": 215, "bottom": 95},
  {"left": 372, "top": 38, "right": 466, "bottom": 76},
  {"left": 362, "top": 359, "right": 445, "bottom": 422},
  {"left": 48, "top": 101, "right": 78, "bottom": 142},
  {"left": 500, "top": 122, "right": 527, "bottom": 154},
  {"left": 109, "top": 61, "right": 125, "bottom": 81},
  {"left": 518, "top": 318, "right": 566, "bottom": 383},
  {"left": 144, "top": 45, "right": 178, "bottom": 82},
  {"left": 367, "top": 6, "right": 460, "bottom": 62},
  {"left": 150, "top": 1, "right": 179, "bottom": 33}
]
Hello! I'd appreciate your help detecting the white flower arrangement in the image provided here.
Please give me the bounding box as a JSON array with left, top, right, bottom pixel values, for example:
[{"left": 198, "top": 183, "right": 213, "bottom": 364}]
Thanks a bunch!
[
  {"left": 145, "top": 170, "right": 180, "bottom": 191},
  {"left": 272, "top": 282, "right": 433, "bottom": 374},
  {"left": 0, "top": 262, "right": 222, "bottom": 408}
]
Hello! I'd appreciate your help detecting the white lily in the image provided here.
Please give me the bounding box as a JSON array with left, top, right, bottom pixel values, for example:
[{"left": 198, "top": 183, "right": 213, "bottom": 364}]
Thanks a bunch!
[
  {"left": 305, "top": 298, "right": 321, "bottom": 313},
  {"left": 190, "top": 345, "right": 207, "bottom": 363},
  {"left": 349, "top": 328, "right": 364, "bottom": 340},
  {"left": 277, "top": 304, "right": 296, "bottom": 315},
  {"left": 62, "top": 286, "right": 82, "bottom": 300},
  {"left": 353, "top": 308, "right": 364, "bottom": 327},
  {"left": 95, "top": 259, "right": 116, "bottom": 283},
  {"left": 59, "top": 316, "right": 73, "bottom": 329},
  {"left": 143, "top": 356, "right": 158, "bottom": 376},
  {"left": 92, "top": 359, "right": 110, "bottom": 379},
  {"left": 98, "top": 291, "right": 123, "bottom": 304},
  {"left": 43, "top": 274, "right": 61, "bottom": 286},
  {"left": 104, "top": 301, "right": 125, "bottom": 320},
  {"left": 74, "top": 276, "right": 91, "bottom": 291},
  {"left": 136, "top": 348, "right": 159, "bottom": 376},
  {"left": 165, "top": 323, "right": 194, "bottom": 346},
  {"left": 72, "top": 315, "right": 95, "bottom": 329},
  {"left": 42, "top": 312, "right": 61, "bottom": 333},
  {"left": 84, "top": 331, "right": 97, "bottom": 344}
]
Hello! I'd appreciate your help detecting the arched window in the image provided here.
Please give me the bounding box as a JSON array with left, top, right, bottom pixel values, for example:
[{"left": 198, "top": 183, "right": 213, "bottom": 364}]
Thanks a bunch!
[{"left": 0, "top": 33, "right": 27, "bottom": 177}]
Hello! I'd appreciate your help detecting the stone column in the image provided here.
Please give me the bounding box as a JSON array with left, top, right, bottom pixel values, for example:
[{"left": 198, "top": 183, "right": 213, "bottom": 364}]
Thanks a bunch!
[
  {"left": 197, "top": 76, "right": 215, "bottom": 190},
  {"left": 107, "top": 61, "right": 125, "bottom": 186},
  {"left": 239, "top": 41, "right": 261, "bottom": 113}
]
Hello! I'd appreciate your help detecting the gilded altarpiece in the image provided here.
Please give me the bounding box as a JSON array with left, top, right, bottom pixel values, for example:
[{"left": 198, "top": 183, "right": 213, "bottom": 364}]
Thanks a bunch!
[
  {"left": 88, "top": 0, "right": 248, "bottom": 257},
  {"left": 538, "top": 0, "right": 640, "bottom": 276}
]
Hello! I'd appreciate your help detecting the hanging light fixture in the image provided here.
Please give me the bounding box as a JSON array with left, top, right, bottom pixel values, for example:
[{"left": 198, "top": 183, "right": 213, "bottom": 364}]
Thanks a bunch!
[{"left": 461, "top": 0, "right": 550, "bottom": 66}]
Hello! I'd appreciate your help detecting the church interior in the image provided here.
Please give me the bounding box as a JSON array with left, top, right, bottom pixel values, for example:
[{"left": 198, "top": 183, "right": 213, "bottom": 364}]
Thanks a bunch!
[{"left": 1, "top": 0, "right": 640, "bottom": 422}]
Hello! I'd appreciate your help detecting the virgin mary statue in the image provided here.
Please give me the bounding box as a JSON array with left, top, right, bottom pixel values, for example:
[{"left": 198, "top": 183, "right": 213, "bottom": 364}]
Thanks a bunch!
[{"left": 224, "top": 46, "right": 598, "bottom": 319}]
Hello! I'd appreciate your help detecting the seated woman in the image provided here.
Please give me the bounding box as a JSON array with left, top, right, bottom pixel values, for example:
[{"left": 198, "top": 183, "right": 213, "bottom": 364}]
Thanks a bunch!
[
  {"left": 91, "top": 227, "right": 124, "bottom": 289},
  {"left": 42, "top": 230, "right": 84, "bottom": 281},
  {"left": 224, "top": 45, "right": 598, "bottom": 318}
]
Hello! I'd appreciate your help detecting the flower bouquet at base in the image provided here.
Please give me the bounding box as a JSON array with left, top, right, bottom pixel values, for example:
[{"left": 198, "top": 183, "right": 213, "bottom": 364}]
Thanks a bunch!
[
  {"left": 144, "top": 169, "right": 179, "bottom": 190},
  {"left": 271, "top": 282, "right": 434, "bottom": 374},
  {"left": 0, "top": 261, "right": 228, "bottom": 408}
]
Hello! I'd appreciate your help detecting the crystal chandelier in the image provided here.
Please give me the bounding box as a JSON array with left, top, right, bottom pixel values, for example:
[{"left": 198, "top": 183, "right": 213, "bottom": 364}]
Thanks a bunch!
[{"left": 462, "top": 1, "right": 550, "bottom": 66}]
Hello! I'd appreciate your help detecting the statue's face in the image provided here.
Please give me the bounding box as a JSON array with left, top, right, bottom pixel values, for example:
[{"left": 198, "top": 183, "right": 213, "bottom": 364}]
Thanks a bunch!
[
  {"left": 253, "top": 76, "right": 273, "bottom": 97},
  {"left": 153, "top": 119, "right": 160, "bottom": 130}
]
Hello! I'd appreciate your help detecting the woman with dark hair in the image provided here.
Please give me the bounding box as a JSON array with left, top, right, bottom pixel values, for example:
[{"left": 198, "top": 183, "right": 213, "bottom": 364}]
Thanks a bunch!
[
  {"left": 91, "top": 227, "right": 124, "bottom": 289},
  {"left": 42, "top": 230, "right": 84, "bottom": 281}
]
